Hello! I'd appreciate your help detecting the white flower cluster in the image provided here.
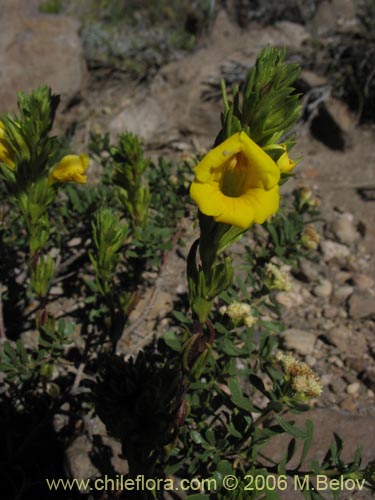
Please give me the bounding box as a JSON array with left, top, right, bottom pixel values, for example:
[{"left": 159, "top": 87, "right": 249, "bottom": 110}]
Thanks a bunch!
[
  {"left": 275, "top": 351, "right": 323, "bottom": 398},
  {"left": 265, "top": 263, "right": 292, "bottom": 291},
  {"left": 219, "top": 301, "right": 257, "bottom": 327}
]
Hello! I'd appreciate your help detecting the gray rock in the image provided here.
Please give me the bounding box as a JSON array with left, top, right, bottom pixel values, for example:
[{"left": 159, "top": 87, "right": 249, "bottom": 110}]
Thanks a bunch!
[
  {"left": 313, "top": 279, "right": 333, "bottom": 298},
  {"left": 297, "top": 258, "right": 322, "bottom": 283},
  {"left": 353, "top": 273, "right": 374, "bottom": 290},
  {"left": 261, "top": 409, "right": 375, "bottom": 499},
  {"left": 323, "top": 326, "right": 367, "bottom": 356},
  {"left": 348, "top": 292, "right": 375, "bottom": 319},
  {"left": 0, "top": 0, "right": 87, "bottom": 114},
  {"left": 281, "top": 328, "right": 316, "bottom": 356},
  {"left": 346, "top": 381, "right": 361, "bottom": 395},
  {"left": 65, "top": 435, "right": 99, "bottom": 488},
  {"left": 332, "top": 213, "right": 360, "bottom": 245},
  {"left": 275, "top": 291, "right": 304, "bottom": 309},
  {"left": 333, "top": 285, "right": 354, "bottom": 302},
  {"left": 320, "top": 240, "right": 351, "bottom": 262}
]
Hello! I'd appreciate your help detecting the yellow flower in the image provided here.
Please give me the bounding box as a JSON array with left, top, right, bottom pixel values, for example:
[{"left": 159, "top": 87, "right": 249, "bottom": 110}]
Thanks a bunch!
[
  {"left": 49, "top": 154, "right": 89, "bottom": 184},
  {"left": 190, "top": 132, "right": 280, "bottom": 229},
  {"left": 0, "top": 121, "right": 15, "bottom": 169},
  {"left": 276, "top": 144, "right": 296, "bottom": 173}
]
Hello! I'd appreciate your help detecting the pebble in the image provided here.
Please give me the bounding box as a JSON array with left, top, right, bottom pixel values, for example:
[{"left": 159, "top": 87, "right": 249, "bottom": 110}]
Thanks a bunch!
[
  {"left": 352, "top": 273, "right": 374, "bottom": 290},
  {"left": 323, "top": 305, "right": 338, "bottom": 318},
  {"left": 346, "top": 382, "right": 361, "bottom": 395},
  {"left": 305, "top": 355, "right": 317, "bottom": 367},
  {"left": 320, "top": 240, "right": 350, "bottom": 262},
  {"left": 298, "top": 258, "right": 321, "bottom": 282},
  {"left": 275, "top": 291, "right": 304, "bottom": 308},
  {"left": 333, "top": 285, "right": 353, "bottom": 302},
  {"left": 68, "top": 237, "right": 82, "bottom": 247},
  {"left": 335, "top": 271, "right": 352, "bottom": 285},
  {"left": 324, "top": 326, "right": 351, "bottom": 352},
  {"left": 339, "top": 395, "right": 356, "bottom": 412},
  {"left": 50, "top": 285, "right": 64, "bottom": 295},
  {"left": 330, "top": 377, "right": 347, "bottom": 394},
  {"left": 332, "top": 213, "right": 360, "bottom": 244},
  {"left": 327, "top": 355, "right": 344, "bottom": 368},
  {"left": 281, "top": 328, "right": 316, "bottom": 356},
  {"left": 348, "top": 292, "right": 375, "bottom": 319},
  {"left": 313, "top": 279, "right": 333, "bottom": 297}
]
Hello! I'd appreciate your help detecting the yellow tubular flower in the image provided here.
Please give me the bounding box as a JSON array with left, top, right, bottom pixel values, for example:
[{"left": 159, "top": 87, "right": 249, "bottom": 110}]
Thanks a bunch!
[
  {"left": 277, "top": 143, "right": 296, "bottom": 173},
  {"left": 49, "top": 154, "right": 89, "bottom": 184},
  {"left": 190, "top": 132, "right": 280, "bottom": 229},
  {"left": 0, "top": 121, "right": 15, "bottom": 169}
]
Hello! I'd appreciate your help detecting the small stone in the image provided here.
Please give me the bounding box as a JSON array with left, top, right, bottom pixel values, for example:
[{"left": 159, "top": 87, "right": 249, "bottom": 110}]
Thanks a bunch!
[
  {"left": 346, "top": 356, "right": 366, "bottom": 373},
  {"left": 68, "top": 237, "right": 82, "bottom": 247},
  {"left": 361, "top": 368, "right": 375, "bottom": 391},
  {"left": 328, "top": 355, "right": 344, "bottom": 368},
  {"left": 313, "top": 279, "right": 333, "bottom": 297},
  {"left": 330, "top": 377, "right": 346, "bottom": 394},
  {"left": 20, "top": 329, "right": 39, "bottom": 350},
  {"left": 50, "top": 285, "right": 63, "bottom": 295},
  {"left": 333, "top": 285, "right": 354, "bottom": 302},
  {"left": 347, "top": 382, "right": 361, "bottom": 395},
  {"left": 305, "top": 355, "right": 317, "bottom": 367},
  {"left": 323, "top": 305, "right": 338, "bottom": 318},
  {"left": 320, "top": 240, "right": 350, "bottom": 262},
  {"left": 339, "top": 396, "right": 356, "bottom": 412},
  {"left": 323, "top": 326, "right": 351, "bottom": 352},
  {"left": 297, "top": 258, "right": 321, "bottom": 283},
  {"left": 275, "top": 291, "right": 304, "bottom": 308},
  {"left": 348, "top": 292, "right": 375, "bottom": 319},
  {"left": 353, "top": 273, "right": 374, "bottom": 290},
  {"left": 332, "top": 213, "right": 360, "bottom": 245},
  {"left": 282, "top": 328, "right": 316, "bottom": 356},
  {"left": 335, "top": 271, "right": 352, "bottom": 285}
]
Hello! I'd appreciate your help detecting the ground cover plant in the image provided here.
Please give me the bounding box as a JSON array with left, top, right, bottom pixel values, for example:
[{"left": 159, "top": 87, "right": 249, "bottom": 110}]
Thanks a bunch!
[{"left": 0, "top": 47, "right": 374, "bottom": 500}]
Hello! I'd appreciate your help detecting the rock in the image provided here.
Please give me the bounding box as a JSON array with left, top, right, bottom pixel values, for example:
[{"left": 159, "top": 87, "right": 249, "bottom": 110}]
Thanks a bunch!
[
  {"left": 334, "top": 270, "right": 352, "bottom": 285},
  {"left": 361, "top": 367, "right": 375, "bottom": 391},
  {"left": 310, "top": 97, "right": 355, "bottom": 150},
  {"left": 333, "top": 285, "right": 354, "bottom": 302},
  {"left": 275, "top": 291, "right": 304, "bottom": 308},
  {"left": 312, "top": 0, "right": 357, "bottom": 35},
  {"left": 297, "top": 70, "right": 327, "bottom": 93},
  {"left": 332, "top": 213, "right": 360, "bottom": 245},
  {"left": 297, "top": 258, "right": 321, "bottom": 283},
  {"left": 322, "top": 305, "right": 338, "bottom": 318},
  {"left": 68, "top": 237, "right": 82, "bottom": 247},
  {"left": 348, "top": 292, "right": 375, "bottom": 319},
  {"left": 346, "top": 382, "right": 361, "bottom": 395},
  {"left": 65, "top": 435, "right": 99, "bottom": 488},
  {"left": 353, "top": 273, "right": 374, "bottom": 290},
  {"left": 0, "top": 0, "right": 87, "bottom": 114},
  {"left": 261, "top": 409, "right": 375, "bottom": 480},
  {"left": 329, "top": 376, "right": 346, "bottom": 395},
  {"left": 339, "top": 395, "right": 357, "bottom": 412},
  {"left": 281, "top": 328, "right": 316, "bottom": 356},
  {"left": 323, "top": 326, "right": 367, "bottom": 356},
  {"left": 313, "top": 279, "right": 333, "bottom": 298},
  {"left": 320, "top": 240, "right": 350, "bottom": 262}
]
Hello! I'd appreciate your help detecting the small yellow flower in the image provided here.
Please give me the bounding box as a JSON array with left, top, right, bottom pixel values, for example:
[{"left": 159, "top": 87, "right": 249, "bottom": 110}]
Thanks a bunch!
[
  {"left": 49, "top": 154, "right": 89, "bottom": 184},
  {"left": 190, "top": 132, "right": 280, "bottom": 229},
  {"left": 276, "top": 144, "right": 296, "bottom": 173},
  {"left": 0, "top": 121, "right": 15, "bottom": 169}
]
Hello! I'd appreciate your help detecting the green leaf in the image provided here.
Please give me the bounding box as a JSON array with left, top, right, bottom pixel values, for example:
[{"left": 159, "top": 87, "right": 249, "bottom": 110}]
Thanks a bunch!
[
  {"left": 275, "top": 415, "right": 307, "bottom": 439},
  {"left": 228, "top": 378, "right": 254, "bottom": 412},
  {"left": 163, "top": 331, "right": 181, "bottom": 351}
]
